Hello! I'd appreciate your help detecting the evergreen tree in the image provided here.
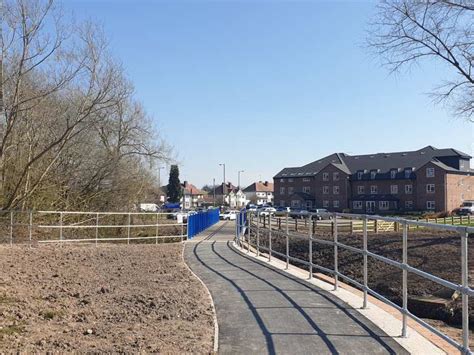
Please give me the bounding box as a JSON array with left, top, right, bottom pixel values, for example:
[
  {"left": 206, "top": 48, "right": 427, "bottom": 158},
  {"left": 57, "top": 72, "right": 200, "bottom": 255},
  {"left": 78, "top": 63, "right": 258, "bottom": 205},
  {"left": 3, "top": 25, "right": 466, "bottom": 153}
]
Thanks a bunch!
[{"left": 167, "top": 165, "right": 182, "bottom": 203}]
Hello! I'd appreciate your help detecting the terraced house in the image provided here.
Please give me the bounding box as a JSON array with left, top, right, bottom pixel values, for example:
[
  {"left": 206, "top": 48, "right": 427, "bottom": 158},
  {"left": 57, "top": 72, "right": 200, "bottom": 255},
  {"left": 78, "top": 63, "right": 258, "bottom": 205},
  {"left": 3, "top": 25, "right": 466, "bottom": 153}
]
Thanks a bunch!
[{"left": 274, "top": 146, "right": 474, "bottom": 214}]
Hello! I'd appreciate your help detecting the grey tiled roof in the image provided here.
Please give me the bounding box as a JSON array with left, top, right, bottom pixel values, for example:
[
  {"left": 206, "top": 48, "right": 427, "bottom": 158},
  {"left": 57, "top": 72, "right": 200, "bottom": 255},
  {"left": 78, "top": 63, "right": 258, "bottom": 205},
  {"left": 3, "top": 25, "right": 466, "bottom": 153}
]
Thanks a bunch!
[{"left": 274, "top": 146, "right": 471, "bottom": 178}]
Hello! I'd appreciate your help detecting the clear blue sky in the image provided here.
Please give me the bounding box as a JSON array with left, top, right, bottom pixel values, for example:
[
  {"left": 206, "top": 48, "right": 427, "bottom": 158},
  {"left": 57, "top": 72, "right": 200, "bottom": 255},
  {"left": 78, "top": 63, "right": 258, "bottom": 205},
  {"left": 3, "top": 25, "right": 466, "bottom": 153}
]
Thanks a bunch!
[{"left": 67, "top": 0, "right": 473, "bottom": 188}]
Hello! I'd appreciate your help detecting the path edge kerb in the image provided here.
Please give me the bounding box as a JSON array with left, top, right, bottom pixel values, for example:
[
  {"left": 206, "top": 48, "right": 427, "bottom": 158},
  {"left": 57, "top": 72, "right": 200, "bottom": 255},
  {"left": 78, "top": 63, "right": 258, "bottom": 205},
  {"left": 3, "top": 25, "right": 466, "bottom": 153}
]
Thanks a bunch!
[
  {"left": 181, "top": 242, "right": 219, "bottom": 353},
  {"left": 229, "top": 241, "right": 449, "bottom": 355}
]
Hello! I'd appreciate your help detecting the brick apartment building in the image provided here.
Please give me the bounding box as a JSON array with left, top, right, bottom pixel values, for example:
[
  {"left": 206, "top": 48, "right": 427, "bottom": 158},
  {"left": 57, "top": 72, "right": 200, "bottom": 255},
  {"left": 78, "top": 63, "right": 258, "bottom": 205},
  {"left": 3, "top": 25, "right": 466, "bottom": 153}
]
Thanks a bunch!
[{"left": 273, "top": 146, "right": 474, "bottom": 214}]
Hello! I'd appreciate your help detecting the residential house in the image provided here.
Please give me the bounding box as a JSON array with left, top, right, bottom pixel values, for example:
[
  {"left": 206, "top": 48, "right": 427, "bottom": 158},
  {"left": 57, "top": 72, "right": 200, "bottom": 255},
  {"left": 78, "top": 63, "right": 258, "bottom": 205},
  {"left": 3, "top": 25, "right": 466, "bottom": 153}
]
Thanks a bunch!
[
  {"left": 274, "top": 146, "right": 474, "bottom": 213},
  {"left": 214, "top": 182, "right": 248, "bottom": 208},
  {"left": 243, "top": 181, "right": 274, "bottom": 205},
  {"left": 181, "top": 181, "right": 207, "bottom": 209}
]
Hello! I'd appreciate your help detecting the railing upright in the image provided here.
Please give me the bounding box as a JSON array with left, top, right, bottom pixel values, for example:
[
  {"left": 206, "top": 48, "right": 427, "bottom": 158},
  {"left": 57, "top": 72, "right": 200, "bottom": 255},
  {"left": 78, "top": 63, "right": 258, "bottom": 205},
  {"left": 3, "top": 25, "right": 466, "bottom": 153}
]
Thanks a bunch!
[
  {"left": 333, "top": 213, "right": 338, "bottom": 291},
  {"left": 127, "top": 213, "right": 131, "bottom": 244},
  {"left": 9, "top": 211, "right": 13, "bottom": 246},
  {"left": 402, "top": 222, "right": 408, "bottom": 337},
  {"left": 95, "top": 213, "right": 99, "bottom": 246},
  {"left": 268, "top": 213, "right": 272, "bottom": 262},
  {"left": 156, "top": 213, "right": 159, "bottom": 244},
  {"left": 309, "top": 216, "right": 313, "bottom": 280},
  {"left": 59, "top": 212, "right": 63, "bottom": 241},
  {"left": 28, "top": 211, "right": 33, "bottom": 246},
  {"left": 461, "top": 228, "right": 469, "bottom": 352},
  {"left": 286, "top": 213, "right": 289, "bottom": 270},
  {"left": 363, "top": 217, "right": 368, "bottom": 309},
  {"left": 256, "top": 211, "right": 260, "bottom": 256}
]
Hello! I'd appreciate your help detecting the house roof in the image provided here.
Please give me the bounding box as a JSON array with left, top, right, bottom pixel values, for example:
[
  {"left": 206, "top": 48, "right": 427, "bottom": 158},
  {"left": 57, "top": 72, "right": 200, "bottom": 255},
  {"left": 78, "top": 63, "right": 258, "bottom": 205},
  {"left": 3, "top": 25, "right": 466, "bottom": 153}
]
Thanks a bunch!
[
  {"left": 214, "top": 182, "right": 237, "bottom": 195},
  {"left": 182, "top": 181, "right": 206, "bottom": 195},
  {"left": 274, "top": 146, "right": 472, "bottom": 178},
  {"left": 243, "top": 181, "right": 274, "bottom": 193}
]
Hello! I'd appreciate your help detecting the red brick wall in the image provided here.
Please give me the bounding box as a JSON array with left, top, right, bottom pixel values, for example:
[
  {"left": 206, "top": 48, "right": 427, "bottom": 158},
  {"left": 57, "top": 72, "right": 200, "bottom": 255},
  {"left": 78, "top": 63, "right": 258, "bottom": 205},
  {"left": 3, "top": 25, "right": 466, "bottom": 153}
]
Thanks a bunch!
[{"left": 445, "top": 174, "right": 474, "bottom": 212}]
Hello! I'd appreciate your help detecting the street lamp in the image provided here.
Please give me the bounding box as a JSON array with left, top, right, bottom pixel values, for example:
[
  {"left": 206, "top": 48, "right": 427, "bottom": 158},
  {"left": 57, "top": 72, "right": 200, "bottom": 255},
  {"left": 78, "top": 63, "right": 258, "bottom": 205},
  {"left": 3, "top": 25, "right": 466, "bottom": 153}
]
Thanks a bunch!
[
  {"left": 157, "top": 166, "right": 165, "bottom": 187},
  {"left": 238, "top": 170, "right": 244, "bottom": 189},
  {"left": 219, "top": 163, "right": 226, "bottom": 205}
]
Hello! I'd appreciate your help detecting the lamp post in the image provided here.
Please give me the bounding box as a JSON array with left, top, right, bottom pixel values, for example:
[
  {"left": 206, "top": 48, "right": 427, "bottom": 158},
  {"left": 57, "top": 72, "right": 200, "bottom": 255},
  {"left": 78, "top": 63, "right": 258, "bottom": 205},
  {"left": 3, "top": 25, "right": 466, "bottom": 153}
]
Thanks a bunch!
[
  {"left": 157, "top": 166, "right": 164, "bottom": 188},
  {"left": 238, "top": 170, "right": 244, "bottom": 189},
  {"left": 219, "top": 163, "right": 226, "bottom": 205}
]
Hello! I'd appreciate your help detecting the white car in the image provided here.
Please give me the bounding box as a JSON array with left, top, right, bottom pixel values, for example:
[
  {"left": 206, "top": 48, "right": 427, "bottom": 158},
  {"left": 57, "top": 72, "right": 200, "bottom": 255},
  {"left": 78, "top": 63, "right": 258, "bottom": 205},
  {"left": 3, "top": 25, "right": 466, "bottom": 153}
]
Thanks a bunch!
[
  {"left": 259, "top": 207, "right": 276, "bottom": 216},
  {"left": 458, "top": 201, "right": 474, "bottom": 215},
  {"left": 220, "top": 211, "right": 237, "bottom": 220}
]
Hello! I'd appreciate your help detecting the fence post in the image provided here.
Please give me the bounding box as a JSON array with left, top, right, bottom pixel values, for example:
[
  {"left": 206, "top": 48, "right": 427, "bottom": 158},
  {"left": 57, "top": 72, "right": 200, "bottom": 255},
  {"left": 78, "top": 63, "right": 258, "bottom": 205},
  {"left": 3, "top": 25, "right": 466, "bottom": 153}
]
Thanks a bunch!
[
  {"left": 95, "top": 213, "right": 99, "bottom": 246},
  {"left": 286, "top": 213, "right": 289, "bottom": 269},
  {"left": 9, "top": 211, "right": 13, "bottom": 246},
  {"left": 156, "top": 213, "right": 159, "bottom": 244},
  {"left": 127, "top": 213, "right": 131, "bottom": 245},
  {"left": 295, "top": 218, "right": 298, "bottom": 232},
  {"left": 363, "top": 217, "right": 368, "bottom": 309},
  {"left": 402, "top": 222, "right": 408, "bottom": 337},
  {"left": 257, "top": 212, "right": 260, "bottom": 256},
  {"left": 333, "top": 213, "right": 338, "bottom": 291},
  {"left": 268, "top": 213, "right": 272, "bottom": 262},
  {"left": 59, "top": 212, "right": 63, "bottom": 242},
  {"left": 248, "top": 212, "right": 252, "bottom": 252},
  {"left": 29, "top": 211, "right": 33, "bottom": 246},
  {"left": 308, "top": 216, "right": 312, "bottom": 280},
  {"left": 374, "top": 219, "right": 378, "bottom": 234},
  {"left": 461, "top": 228, "right": 469, "bottom": 352},
  {"left": 246, "top": 211, "right": 250, "bottom": 254}
]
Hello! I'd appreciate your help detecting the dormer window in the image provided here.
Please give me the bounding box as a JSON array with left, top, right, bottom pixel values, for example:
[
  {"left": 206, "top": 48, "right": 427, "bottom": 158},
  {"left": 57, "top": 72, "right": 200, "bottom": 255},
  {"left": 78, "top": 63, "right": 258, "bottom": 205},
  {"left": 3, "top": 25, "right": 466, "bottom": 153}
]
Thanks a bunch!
[
  {"left": 404, "top": 168, "right": 412, "bottom": 179},
  {"left": 357, "top": 171, "right": 363, "bottom": 180},
  {"left": 370, "top": 170, "right": 377, "bottom": 180},
  {"left": 390, "top": 169, "right": 397, "bottom": 179}
]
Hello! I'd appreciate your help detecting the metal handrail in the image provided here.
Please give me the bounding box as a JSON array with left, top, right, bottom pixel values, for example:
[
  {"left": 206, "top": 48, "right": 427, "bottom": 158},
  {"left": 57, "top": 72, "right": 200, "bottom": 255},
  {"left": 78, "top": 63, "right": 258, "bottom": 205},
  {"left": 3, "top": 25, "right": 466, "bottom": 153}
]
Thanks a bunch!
[{"left": 237, "top": 210, "right": 472, "bottom": 354}]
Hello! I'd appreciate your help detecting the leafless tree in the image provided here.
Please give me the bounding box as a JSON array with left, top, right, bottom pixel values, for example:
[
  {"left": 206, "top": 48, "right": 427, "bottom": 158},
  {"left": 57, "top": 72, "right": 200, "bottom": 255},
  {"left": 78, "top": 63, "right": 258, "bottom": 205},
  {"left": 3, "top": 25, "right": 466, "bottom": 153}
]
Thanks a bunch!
[{"left": 368, "top": 0, "right": 474, "bottom": 121}]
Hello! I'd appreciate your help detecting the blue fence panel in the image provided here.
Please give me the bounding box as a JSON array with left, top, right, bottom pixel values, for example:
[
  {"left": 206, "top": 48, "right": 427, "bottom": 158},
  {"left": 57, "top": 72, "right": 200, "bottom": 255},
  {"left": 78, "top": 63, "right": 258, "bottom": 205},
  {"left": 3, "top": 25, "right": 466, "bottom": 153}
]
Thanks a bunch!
[{"left": 188, "top": 209, "right": 220, "bottom": 239}]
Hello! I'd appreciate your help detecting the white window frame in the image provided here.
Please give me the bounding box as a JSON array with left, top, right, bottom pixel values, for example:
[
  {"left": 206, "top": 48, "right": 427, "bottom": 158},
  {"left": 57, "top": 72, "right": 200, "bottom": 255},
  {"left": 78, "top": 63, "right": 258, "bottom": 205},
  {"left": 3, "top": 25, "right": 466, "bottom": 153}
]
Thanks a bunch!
[
  {"left": 322, "top": 172, "right": 329, "bottom": 181},
  {"left": 353, "top": 201, "right": 363, "bottom": 210},
  {"left": 390, "top": 185, "right": 398, "bottom": 194},
  {"left": 303, "top": 177, "right": 311, "bottom": 182},
  {"left": 291, "top": 200, "right": 300, "bottom": 208},
  {"left": 357, "top": 171, "right": 363, "bottom": 180},
  {"left": 379, "top": 201, "right": 389, "bottom": 210},
  {"left": 405, "top": 184, "right": 413, "bottom": 194},
  {"left": 280, "top": 178, "right": 285, "bottom": 183},
  {"left": 370, "top": 171, "right": 377, "bottom": 180},
  {"left": 357, "top": 185, "right": 364, "bottom": 194},
  {"left": 288, "top": 187, "right": 294, "bottom": 195},
  {"left": 390, "top": 170, "right": 397, "bottom": 179},
  {"left": 323, "top": 186, "right": 329, "bottom": 194},
  {"left": 333, "top": 186, "right": 340, "bottom": 195},
  {"left": 405, "top": 200, "right": 413, "bottom": 209},
  {"left": 303, "top": 186, "right": 310, "bottom": 193},
  {"left": 333, "top": 172, "right": 339, "bottom": 181},
  {"left": 426, "top": 167, "right": 435, "bottom": 178},
  {"left": 333, "top": 200, "right": 340, "bottom": 208},
  {"left": 370, "top": 185, "right": 378, "bottom": 194},
  {"left": 305, "top": 200, "right": 312, "bottom": 208},
  {"left": 404, "top": 168, "right": 412, "bottom": 179},
  {"left": 426, "top": 201, "right": 435, "bottom": 210},
  {"left": 426, "top": 184, "right": 435, "bottom": 193},
  {"left": 323, "top": 200, "right": 329, "bottom": 208}
]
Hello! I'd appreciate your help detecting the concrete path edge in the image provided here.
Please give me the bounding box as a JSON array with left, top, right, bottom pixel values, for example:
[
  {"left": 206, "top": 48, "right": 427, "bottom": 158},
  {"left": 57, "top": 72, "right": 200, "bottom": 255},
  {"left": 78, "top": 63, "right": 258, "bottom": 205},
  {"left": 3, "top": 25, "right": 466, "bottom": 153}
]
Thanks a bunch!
[{"left": 230, "top": 241, "right": 446, "bottom": 355}]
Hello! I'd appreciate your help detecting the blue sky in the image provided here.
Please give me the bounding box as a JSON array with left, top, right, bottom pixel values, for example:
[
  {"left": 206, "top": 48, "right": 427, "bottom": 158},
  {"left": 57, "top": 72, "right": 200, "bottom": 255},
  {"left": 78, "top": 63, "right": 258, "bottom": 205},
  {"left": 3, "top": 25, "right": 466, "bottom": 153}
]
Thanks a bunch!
[{"left": 67, "top": 0, "right": 474, "bottom": 188}]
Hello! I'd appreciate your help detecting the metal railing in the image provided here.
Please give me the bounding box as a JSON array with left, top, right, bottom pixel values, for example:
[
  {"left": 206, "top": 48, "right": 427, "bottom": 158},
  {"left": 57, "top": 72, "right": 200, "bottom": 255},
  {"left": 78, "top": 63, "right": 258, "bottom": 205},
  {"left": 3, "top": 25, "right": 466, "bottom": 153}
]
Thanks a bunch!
[
  {"left": 188, "top": 209, "right": 220, "bottom": 238},
  {"left": 0, "top": 210, "right": 188, "bottom": 245},
  {"left": 236, "top": 210, "right": 474, "bottom": 354}
]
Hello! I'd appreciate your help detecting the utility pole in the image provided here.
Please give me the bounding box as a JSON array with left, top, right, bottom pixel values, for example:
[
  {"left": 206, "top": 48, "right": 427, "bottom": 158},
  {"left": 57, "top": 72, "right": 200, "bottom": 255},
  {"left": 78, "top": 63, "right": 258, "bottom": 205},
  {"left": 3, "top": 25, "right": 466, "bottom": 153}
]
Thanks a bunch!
[{"left": 219, "top": 163, "right": 226, "bottom": 206}]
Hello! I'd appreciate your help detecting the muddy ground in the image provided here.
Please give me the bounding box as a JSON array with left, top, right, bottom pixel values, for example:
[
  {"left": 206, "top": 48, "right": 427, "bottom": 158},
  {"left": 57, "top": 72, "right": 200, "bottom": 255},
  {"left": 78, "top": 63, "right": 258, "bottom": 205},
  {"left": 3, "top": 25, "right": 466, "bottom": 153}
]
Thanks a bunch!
[{"left": 0, "top": 243, "right": 214, "bottom": 353}]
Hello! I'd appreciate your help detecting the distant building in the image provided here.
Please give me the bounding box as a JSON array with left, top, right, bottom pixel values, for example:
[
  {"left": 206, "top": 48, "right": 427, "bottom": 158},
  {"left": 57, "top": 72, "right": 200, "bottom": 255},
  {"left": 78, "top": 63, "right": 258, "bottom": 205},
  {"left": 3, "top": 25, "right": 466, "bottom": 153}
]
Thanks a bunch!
[
  {"left": 181, "top": 181, "right": 207, "bottom": 209},
  {"left": 214, "top": 182, "right": 248, "bottom": 208},
  {"left": 243, "top": 181, "right": 274, "bottom": 205},
  {"left": 273, "top": 146, "right": 474, "bottom": 213}
]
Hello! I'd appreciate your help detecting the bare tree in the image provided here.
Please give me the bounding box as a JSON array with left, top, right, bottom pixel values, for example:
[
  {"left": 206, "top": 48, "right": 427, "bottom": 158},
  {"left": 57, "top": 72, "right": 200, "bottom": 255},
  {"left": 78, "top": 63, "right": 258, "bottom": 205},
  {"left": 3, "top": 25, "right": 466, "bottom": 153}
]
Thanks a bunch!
[{"left": 368, "top": 0, "right": 474, "bottom": 121}]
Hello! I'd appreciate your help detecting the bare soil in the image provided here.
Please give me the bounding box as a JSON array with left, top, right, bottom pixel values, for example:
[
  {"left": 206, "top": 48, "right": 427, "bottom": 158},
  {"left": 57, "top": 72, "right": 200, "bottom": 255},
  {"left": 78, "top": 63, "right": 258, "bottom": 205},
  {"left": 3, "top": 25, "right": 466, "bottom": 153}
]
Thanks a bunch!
[{"left": 0, "top": 243, "right": 214, "bottom": 353}]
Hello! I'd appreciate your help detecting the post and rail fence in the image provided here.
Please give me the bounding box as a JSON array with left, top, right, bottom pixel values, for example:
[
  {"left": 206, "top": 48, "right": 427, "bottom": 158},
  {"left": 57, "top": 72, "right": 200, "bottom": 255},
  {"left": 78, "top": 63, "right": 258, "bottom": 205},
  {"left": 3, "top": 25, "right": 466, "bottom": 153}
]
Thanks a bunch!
[
  {"left": 236, "top": 209, "right": 474, "bottom": 355},
  {"left": 0, "top": 208, "right": 219, "bottom": 245}
]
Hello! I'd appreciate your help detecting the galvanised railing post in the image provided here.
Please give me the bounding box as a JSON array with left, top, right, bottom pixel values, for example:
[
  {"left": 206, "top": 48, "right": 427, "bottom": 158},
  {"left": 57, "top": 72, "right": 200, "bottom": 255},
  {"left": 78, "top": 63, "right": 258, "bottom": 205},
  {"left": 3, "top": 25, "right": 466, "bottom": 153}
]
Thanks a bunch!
[
  {"left": 29, "top": 211, "right": 33, "bottom": 246},
  {"left": 402, "top": 221, "right": 408, "bottom": 337},
  {"left": 246, "top": 211, "right": 250, "bottom": 253},
  {"left": 59, "top": 212, "right": 63, "bottom": 242},
  {"left": 156, "top": 213, "right": 159, "bottom": 244},
  {"left": 333, "top": 213, "right": 338, "bottom": 291},
  {"left": 286, "top": 212, "right": 289, "bottom": 270},
  {"left": 248, "top": 211, "right": 252, "bottom": 253},
  {"left": 127, "top": 213, "right": 131, "bottom": 245},
  {"left": 363, "top": 216, "right": 368, "bottom": 309},
  {"left": 268, "top": 213, "right": 272, "bottom": 262},
  {"left": 9, "top": 211, "right": 13, "bottom": 246},
  {"left": 309, "top": 215, "right": 313, "bottom": 280},
  {"left": 95, "top": 213, "right": 99, "bottom": 246},
  {"left": 256, "top": 211, "right": 260, "bottom": 256},
  {"left": 461, "top": 227, "right": 469, "bottom": 352}
]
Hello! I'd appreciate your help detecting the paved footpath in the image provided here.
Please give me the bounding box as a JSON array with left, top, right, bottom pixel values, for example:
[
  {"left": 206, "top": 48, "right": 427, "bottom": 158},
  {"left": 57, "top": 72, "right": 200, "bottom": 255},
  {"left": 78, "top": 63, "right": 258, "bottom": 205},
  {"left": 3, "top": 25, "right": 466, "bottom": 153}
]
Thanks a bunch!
[{"left": 184, "top": 221, "right": 409, "bottom": 355}]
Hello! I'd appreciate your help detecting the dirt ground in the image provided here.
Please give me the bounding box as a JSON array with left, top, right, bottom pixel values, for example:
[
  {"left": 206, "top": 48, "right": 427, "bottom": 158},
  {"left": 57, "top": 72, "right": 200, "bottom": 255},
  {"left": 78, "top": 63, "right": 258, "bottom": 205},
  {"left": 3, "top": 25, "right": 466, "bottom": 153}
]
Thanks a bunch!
[{"left": 0, "top": 243, "right": 215, "bottom": 353}]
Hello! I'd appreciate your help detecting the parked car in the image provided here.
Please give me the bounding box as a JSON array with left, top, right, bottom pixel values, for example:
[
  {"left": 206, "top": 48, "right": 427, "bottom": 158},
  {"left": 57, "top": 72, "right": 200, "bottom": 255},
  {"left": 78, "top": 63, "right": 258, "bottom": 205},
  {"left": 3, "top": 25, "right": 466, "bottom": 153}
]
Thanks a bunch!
[
  {"left": 309, "top": 208, "right": 331, "bottom": 220},
  {"left": 275, "top": 206, "right": 291, "bottom": 216},
  {"left": 458, "top": 201, "right": 474, "bottom": 215},
  {"left": 220, "top": 210, "right": 237, "bottom": 220},
  {"left": 290, "top": 209, "right": 309, "bottom": 219},
  {"left": 259, "top": 207, "right": 276, "bottom": 216}
]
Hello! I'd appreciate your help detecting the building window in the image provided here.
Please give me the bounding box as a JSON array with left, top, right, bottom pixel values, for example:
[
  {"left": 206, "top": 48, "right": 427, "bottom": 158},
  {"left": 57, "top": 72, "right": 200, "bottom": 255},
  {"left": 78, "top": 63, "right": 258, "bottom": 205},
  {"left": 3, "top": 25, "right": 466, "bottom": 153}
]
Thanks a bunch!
[
  {"left": 333, "top": 200, "right": 340, "bottom": 208},
  {"left": 370, "top": 170, "right": 377, "bottom": 180},
  {"left": 404, "top": 168, "right": 412, "bottom": 179},
  {"left": 323, "top": 200, "right": 329, "bottom": 208},
  {"left": 323, "top": 186, "right": 329, "bottom": 194},
  {"left": 288, "top": 178, "right": 294, "bottom": 182},
  {"left": 291, "top": 200, "right": 300, "bottom": 208},
  {"left": 370, "top": 185, "right": 378, "bottom": 194},
  {"left": 357, "top": 171, "right": 363, "bottom": 180},
  {"left": 280, "top": 178, "right": 285, "bottom": 183},
  {"left": 280, "top": 200, "right": 286, "bottom": 207},
  {"left": 426, "top": 168, "right": 435, "bottom": 178},
  {"left": 288, "top": 187, "right": 294, "bottom": 195},
  {"left": 353, "top": 201, "right": 363, "bottom": 209},
  {"left": 303, "top": 186, "right": 310, "bottom": 193},
  {"left": 426, "top": 184, "right": 435, "bottom": 193},
  {"left": 390, "top": 185, "right": 398, "bottom": 194},
  {"left": 280, "top": 187, "right": 285, "bottom": 195},
  {"left": 333, "top": 172, "right": 339, "bottom": 181},
  {"left": 303, "top": 177, "right": 311, "bottom": 182},
  {"left": 357, "top": 185, "right": 364, "bottom": 194},
  {"left": 323, "top": 173, "right": 329, "bottom": 181},
  {"left": 390, "top": 169, "right": 397, "bottom": 179},
  {"left": 379, "top": 201, "right": 389, "bottom": 210},
  {"left": 306, "top": 200, "right": 312, "bottom": 208},
  {"left": 405, "top": 185, "right": 413, "bottom": 194},
  {"left": 333, "top": 186, "right": 340, "bottom": 195},
  {"left": 405, "top": 201, "right": 413, "bottom": 209},
  {"left": 426, "top": 201, "right": 435, "bottom": 210}
]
